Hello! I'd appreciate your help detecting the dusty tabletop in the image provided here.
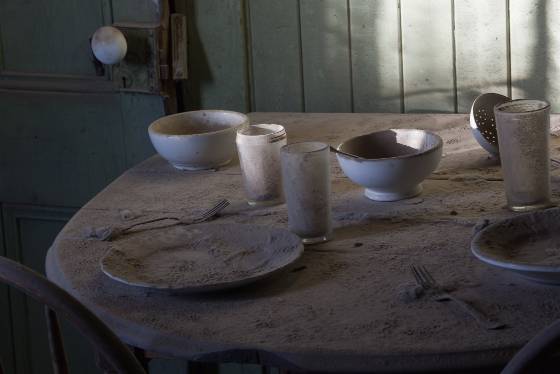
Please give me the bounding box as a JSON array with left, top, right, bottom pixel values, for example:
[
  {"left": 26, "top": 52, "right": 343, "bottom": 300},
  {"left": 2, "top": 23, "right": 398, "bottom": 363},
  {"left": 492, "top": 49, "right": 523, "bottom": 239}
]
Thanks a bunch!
[{"left": 47, "top": 113, "right": 560, "bottom": 372}]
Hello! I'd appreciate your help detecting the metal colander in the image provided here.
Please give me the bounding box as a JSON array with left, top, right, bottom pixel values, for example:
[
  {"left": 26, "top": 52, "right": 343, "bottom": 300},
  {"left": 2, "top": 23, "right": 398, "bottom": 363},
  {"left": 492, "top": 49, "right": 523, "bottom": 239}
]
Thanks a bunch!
[{"left": 469, "top": 93, "right": 511, "bottom": 155}]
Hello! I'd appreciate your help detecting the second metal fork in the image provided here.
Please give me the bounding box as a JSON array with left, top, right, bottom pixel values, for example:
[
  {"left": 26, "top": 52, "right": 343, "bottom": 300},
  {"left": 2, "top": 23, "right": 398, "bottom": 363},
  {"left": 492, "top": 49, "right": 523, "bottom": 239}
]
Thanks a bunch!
[{"left": 411, "top": 265, "right": 505, "bottom": 330}]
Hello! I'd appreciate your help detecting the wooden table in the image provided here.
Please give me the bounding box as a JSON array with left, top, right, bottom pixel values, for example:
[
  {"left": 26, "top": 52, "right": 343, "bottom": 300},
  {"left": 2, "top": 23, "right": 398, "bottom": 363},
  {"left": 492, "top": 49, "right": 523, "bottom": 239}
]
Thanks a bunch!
[{"left": 46, "top": 113, "right": 560, "bottom": 372}]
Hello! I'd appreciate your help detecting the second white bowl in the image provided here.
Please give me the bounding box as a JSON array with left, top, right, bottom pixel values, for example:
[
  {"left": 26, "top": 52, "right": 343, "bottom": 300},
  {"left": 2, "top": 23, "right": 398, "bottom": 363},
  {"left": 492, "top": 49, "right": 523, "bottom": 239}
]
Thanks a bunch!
[{"left": 336, "top": 129, "right": 443, "bottom": 201}]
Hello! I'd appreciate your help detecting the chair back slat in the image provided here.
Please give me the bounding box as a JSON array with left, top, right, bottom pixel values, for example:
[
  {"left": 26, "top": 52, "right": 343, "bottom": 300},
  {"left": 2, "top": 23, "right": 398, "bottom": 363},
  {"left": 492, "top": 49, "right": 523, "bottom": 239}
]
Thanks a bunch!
[{"left": 0, "top": 256, "right": 146, "bottom": 374}]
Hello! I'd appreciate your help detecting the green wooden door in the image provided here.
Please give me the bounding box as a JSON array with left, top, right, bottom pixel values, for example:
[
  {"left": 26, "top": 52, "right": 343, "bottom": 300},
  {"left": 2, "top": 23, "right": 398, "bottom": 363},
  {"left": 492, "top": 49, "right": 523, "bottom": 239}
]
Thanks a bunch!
[{"left": 0, "top": 1, "right": 165, "bottom": 373}]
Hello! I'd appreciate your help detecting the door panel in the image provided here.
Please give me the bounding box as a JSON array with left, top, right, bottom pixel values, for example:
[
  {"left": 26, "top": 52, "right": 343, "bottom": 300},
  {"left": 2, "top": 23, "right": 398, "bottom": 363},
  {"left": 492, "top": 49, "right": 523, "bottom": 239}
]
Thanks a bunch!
[
  {"left": 0, "top": 0, "right": 109, "bottom": 76},
  {"left": 112, "top": 0, "right": 161, "bottom": 24},
  {"left": 0, "top": 90, "right": 162, "bottom": 207},
  {"left": 0, "top": 91, "right": 126, "bottom": 207},
  {"left": 120, "top": 93, "right": 165, "bottom": 168}
]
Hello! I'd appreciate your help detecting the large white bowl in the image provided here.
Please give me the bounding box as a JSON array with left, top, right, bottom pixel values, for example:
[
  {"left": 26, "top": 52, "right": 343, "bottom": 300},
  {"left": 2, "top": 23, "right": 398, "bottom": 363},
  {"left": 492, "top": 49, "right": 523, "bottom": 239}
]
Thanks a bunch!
[
  {"left": 336, "top": 129, "right": 443, "bottom": 201},
  {"left": 148, "top": 110, "right": 249, "bottom": 170}
]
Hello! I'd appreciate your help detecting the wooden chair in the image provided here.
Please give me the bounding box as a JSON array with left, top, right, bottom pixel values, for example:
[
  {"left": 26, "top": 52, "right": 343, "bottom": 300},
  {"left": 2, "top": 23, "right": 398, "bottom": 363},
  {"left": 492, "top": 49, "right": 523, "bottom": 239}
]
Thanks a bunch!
[
  {"left": 502, "top": 319, "right": 560, "bottom": 373},
  {"left": 0, "top": 256, "right": 146, "bottom": 374}
]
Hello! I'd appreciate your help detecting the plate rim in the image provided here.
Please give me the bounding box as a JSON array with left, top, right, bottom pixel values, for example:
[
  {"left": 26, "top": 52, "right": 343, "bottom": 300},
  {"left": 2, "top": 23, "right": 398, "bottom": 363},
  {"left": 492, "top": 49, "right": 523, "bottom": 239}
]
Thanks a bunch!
[
  {"left": 471, "top": 212, "right": 560, "bottom": 274},
  {"left": 99, "top": 222, "right": 304, "bottom": 293}
]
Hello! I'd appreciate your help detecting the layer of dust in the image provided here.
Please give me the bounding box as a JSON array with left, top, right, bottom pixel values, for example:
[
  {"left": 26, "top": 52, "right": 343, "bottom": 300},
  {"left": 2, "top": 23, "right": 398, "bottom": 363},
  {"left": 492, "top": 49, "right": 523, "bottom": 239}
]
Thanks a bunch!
[
  {"left": 48, "top": 113, "right": 560, "bottom": 371},
  {"left": 476, "top": 208, "right": 560, "bottom": 266},
  {"left": 101, "top": 223, "right": 302, "bottom": 290}
]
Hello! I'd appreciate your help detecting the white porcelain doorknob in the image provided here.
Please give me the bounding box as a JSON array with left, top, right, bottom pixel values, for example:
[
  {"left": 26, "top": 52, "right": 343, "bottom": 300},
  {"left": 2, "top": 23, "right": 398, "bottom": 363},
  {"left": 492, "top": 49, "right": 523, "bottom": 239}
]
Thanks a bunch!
[{"left": 91, "top": 26, "right": 127, "bottom": 65}]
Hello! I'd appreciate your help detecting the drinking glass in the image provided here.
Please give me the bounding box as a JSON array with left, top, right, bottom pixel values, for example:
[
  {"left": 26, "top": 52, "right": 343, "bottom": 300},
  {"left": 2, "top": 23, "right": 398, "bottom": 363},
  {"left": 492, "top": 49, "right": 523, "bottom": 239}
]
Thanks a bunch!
[
  {"left": 494, "top": 99, "right": 553, "bottom": 212},
  {"left": 281, "top": 142, "right": 332, "bottom": 244},
  {"left": 236, "top": 124, "right": 286, "bottom": 206}
]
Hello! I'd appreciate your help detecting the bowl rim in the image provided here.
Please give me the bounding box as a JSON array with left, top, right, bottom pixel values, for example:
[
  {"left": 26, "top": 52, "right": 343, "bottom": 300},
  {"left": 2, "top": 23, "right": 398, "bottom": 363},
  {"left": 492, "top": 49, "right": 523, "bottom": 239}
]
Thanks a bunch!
[
  {"left": 148, "top": 110, "right": 249, "bottom": 137},
  {"left": 335, "top": 128, "right": 443, "bottom": 162}
]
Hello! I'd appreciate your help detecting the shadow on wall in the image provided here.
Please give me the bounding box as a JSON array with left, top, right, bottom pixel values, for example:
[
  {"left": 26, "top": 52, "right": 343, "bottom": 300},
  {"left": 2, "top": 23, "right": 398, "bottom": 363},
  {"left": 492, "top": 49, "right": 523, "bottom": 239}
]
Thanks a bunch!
[
  {"left": 514, "top": 0, "right": 550, "bottom": 104},
  {"left": 181, "top": 0, "right": 556, "bottom": 114}
]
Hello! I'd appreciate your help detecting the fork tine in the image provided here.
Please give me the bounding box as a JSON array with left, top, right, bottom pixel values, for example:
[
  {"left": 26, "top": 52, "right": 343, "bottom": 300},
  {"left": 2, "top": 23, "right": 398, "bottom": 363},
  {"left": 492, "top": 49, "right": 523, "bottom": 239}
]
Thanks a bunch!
[
  {"left": 199, "top": 199, "right": 229, "bottom": 220},
  {"left": 203, "top": 199, "right": 227, "bottom": 215},
  {"left": 214, "top": 199, "right": 229, "bottom": 212},
  {"left": 421, "top": 266, "right": 437, "bottom": 284},
  {"left": 202, "top": 200, "right": 224, "bottom": 216},
  {"left": 410, "top": 265, "right": 425, "bottom": 288},
  {"left": 417, "top": 266, "right": 436, "bottom": 287}
]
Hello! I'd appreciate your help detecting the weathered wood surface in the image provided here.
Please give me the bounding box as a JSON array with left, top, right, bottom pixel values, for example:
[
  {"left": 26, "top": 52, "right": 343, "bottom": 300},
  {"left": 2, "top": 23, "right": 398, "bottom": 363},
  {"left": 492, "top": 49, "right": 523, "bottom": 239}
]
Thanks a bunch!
[
  {"left": 350, "top": 0, "right": 401, "bottom": 113},
  {"left": 510, "top": 1, "right": 560, "bottom": 106},
  {"left": 300, "top": 0, "right": 352, "bottom": 112},
  {"left": 47, "top": 113, "right": 560, "bottom": 373},
  {"left": 171, "top": 13, "right": 188, "bottom": 80},
  {"left": 249, "top": 0, "right": 303, "bottom": 112},
  {"left": 185, "top": 0, "right": 560, "bottom": 113},
  {"left": 184, "top": 0, "right": 249, "bottom": 112},
  {"left": 401, "top": 0, "right": 455, "bottom": 113},
  {"left": 454, "top": 0, "right": 509, "bottom": 112}
]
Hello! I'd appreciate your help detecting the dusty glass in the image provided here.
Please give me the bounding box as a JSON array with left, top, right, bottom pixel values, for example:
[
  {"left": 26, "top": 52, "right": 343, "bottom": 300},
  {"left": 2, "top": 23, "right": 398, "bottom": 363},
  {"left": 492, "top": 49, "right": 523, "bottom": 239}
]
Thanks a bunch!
[
  {"left": 236, "top": 124, "right": 287, "bottom": 206},
  {"left": 280, "top": 142, "right": 332, "bottom": 244},
  {"left": 494, "top": 99, "right": 553, "bottom": 212}
]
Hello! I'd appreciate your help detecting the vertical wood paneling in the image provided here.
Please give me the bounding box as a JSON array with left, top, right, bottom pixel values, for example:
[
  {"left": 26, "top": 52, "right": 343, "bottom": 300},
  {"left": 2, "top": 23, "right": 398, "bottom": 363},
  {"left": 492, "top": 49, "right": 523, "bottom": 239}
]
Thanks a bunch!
[
  {"left": 455, "top": 0, "right": 508, "bottom": 112},
  {"left": 400, "top": 0, "right": 455, "bottom": 112},
  {"left": 350, "top": 0, "right": 401, "bottom": 113},
  {"left": 300, "top": 0, "right": 352, "bottom": 112},
  {"left": 180, "top": 0, "right": 560, "bottom": 114},
  {"left": 510, "top": 0, "right": 560, "bottom": 111},
  {"left": 185, "top": 0, "right": 249, "bottom": 112},
  {"left": 249, "top": 0, "right": 304, "bottom": 112}
]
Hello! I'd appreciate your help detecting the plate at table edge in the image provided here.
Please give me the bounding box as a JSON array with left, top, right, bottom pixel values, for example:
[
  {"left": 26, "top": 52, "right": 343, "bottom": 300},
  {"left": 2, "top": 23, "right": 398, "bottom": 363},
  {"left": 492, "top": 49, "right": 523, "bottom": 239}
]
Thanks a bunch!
[
  {"left": 471, "top": 208, "right": 560, "bottom": 285},
  {"left": 100, "top": 222, "right": 304, "bottom": 293}
]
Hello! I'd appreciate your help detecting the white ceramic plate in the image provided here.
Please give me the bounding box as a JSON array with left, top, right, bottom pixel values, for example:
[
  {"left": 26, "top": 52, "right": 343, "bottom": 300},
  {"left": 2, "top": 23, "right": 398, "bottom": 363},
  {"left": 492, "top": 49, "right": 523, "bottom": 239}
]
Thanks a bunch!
[
  {"left": 471, "top": 208, "right": 560, "bottom": 284},
  {"left": 100, "top": 223, "right": 303, "bottom": 293}
]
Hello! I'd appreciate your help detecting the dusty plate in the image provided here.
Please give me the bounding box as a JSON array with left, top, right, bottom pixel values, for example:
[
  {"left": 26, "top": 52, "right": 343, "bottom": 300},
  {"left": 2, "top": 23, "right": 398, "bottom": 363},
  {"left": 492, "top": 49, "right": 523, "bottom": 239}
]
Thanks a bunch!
[
  {"left": 100, "top": 223, "right": 303, "bottom": 293},
  {"left": 471, "top": 208, "right": 560, "bottom": 284}
]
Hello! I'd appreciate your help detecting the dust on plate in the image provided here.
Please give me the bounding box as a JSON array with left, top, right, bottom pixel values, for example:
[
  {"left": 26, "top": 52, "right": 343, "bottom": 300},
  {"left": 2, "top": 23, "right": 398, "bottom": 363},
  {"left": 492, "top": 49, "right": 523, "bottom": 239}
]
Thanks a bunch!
[
  {"left": 100, "top": 222, "right": 303, "bottom": 293},
  {"left": 471, "top": 208, "right": 560, "bottom": 284}
]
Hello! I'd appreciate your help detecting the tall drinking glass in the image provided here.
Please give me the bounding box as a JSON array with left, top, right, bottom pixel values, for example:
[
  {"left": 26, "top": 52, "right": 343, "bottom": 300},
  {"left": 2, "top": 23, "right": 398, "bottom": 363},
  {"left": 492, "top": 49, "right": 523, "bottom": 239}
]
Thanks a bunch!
[
  {"left": 236, "top": 124, "right": 287, "bottom": 206},
  {"left": 281, "top": 142, "right": 332, "bottom": 244},
  {"left": 494, "top": 99, "right": 553, "bottom": 212}
]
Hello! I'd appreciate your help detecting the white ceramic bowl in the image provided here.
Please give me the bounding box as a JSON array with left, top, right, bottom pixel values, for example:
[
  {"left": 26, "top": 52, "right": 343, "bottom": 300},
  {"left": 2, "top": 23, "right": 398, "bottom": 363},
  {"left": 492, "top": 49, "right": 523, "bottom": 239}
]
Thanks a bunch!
[
  {"left": 336, "top": 129, "right": 443, "bottom": 201},
  {"left": 148, "top": 110, "right": 249, "bottom": 170}
]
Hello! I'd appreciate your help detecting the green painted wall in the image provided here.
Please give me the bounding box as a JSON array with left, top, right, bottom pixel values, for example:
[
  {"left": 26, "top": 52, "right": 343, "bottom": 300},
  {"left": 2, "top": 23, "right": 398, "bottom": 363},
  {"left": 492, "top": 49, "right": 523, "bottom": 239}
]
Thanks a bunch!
[{"left": 184, "top": 0, "right": 560, "bottom": 114}]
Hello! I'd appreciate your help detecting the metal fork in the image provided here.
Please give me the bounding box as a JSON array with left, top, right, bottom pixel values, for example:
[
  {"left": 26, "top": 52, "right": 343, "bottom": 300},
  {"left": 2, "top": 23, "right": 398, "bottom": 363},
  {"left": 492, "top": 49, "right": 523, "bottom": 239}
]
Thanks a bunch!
[
  {"left": 120, "top": 199, "right": 230, "bottom": 233},
  {"left": 411, "top": 265, "right": 505, "bottom": 330},
  {"left": 91, "top": 199, "right": 230, "bottom": 241}
]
